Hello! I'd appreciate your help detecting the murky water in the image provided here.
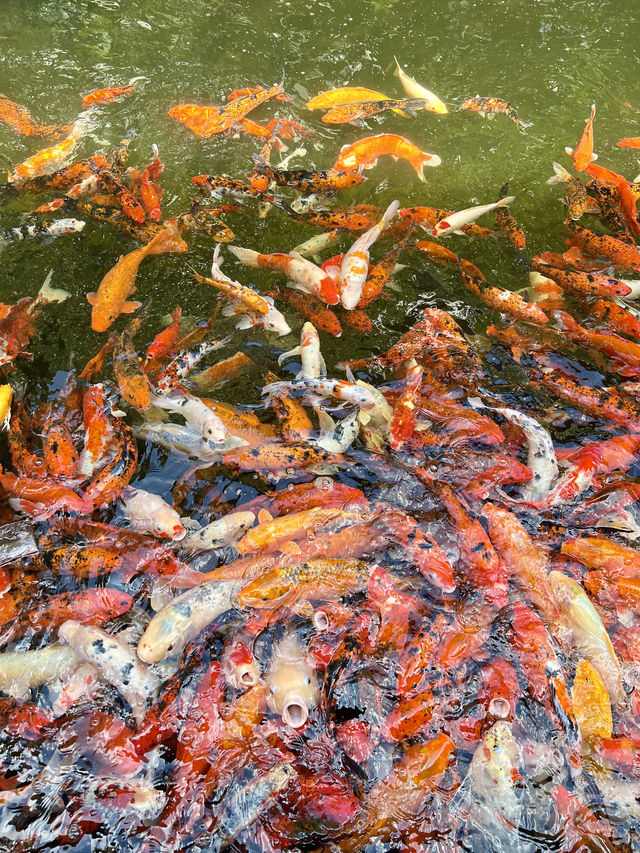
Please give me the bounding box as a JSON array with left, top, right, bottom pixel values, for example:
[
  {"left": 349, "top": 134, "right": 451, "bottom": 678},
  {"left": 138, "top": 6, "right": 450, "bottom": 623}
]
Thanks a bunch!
[{"left": 2, "top": 1, "right": 640, "bottom": 851}]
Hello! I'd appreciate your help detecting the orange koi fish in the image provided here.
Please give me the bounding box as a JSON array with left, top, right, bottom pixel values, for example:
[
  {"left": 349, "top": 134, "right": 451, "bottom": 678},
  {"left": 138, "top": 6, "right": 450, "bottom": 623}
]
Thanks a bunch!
[
  {"left": 439, "top": 485, "right": 508, "bottom": 608},
  {"left": 236, "top": 506, "right": 343, "bottom": 556},
  {"left": 146, "top": 307, "right": 182, "bottom": 361},
  {"left": 83, "top": 417, "right": 138, "bottom": 511},
  {"left": 268, "top": 289, "right": 342, "bottom": 337},
  {"left": 561, "top": 536, "right": 640, "bottom": 579},
  {"left": 0, "top": 467, "right": 84, "bottom": 517},
  {"left": 589, "top": 298, "right": 640, "bottom": 339},
  {"left": 7, "top": 114, "right": 92, "bottom": 183},
  {"left": 533, "top": 367, "right": 640, "bottom": 430},
  {"left": 565, "top": 104, "right": 597, "bottom": 171},
  {"left": 191, "top": 351, "right": 253, "bottom": 393},
  {"left": 458, "top": 262, "right": 548, "bottom": 324},
  {"left": 0, "top": 93, "right": 72, "bottom": 139},
  {"left": 566, "top": 219, "right": 640, "bottom": 272},
  {"left": 91, "top": 163, "right": 147, "bottom": 224},
  {"left": 556, "top": 310, "right": 640, "bottom": 376},
  {"left": 223, "top": 442, "right": 343, "bottom": 479},
  {"left": 250, "top": 157, "right": 364, "bottom": 195},
  {"left": 46, "top": 543, "right": 124, "bottom": 579},
  {"left": 265, "top": 377, "right": 313, "bottom": 443},
  {"left": 0, "top": 588, "right": 132, "bottom": 646},
  {"left": 483, "top": 503, "right": 558, "bottom": 624},
  {"left": 88, "top": 222, "right": 188, "bottom": 332},
  {"left": 139, "top": 144, "right": 164, "bottom": 221},
  {"left": 237, "top": 558, "right": 369, "bottom": 608},
  {"left": 618, "top": 137, "right": 640, "bottom": 149},
  {"left": 529, "top": 259, "right": 632, "bottom": 298},
  {"left": 169, "top": 74, "right": 285, "bottom": 137},
  {"left": 113, "top": 326, "right": 153, "bottom": 410},
  {"left": 0, "top": 272, "right": 68, "bottom": 367},
  {"left": 460, "top": 95, "right": 526, "bottom": 127},
  {"left": 42, "top": 413, "right": 80, "bottom": 480},
  {"left": 334, "top": 134, "right": 441, "bottom": 180},
  {"left": 389, "top": 362, "right": 423, "bottom": 450},
  {"left": 190, "top": 248, "right": 270, "bottom": 315},
  {"left": 81, "top": 77, "right": 144, "bottom": 108}
]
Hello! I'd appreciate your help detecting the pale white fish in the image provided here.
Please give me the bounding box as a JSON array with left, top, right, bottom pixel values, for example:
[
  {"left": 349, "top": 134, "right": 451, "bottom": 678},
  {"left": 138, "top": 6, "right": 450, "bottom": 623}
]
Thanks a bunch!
[
  {"left": 292, "top": 229, "right": 342, "bottom": 259},
  {"left": 339, "top": 199, "right": 399, "bottom": 310},
  {"left": 393, "top": 56, "right": 447, "bottom": 113},
  {"left": 58, "top": 620, "right": 160, "bottom": 725},
  {"left": 278, "top": 321, "right": 326, "bottom": 379},
  {"left": 137, "top": 580, "right": 240, "bottom": 663},
  {"left": 432, "top": 196, "right": 515, "bottom": 237},
  {"left": 0, "top": 644, "right": 79, "bottom": 700},
  {"left": 134, "top": 422, "right": 246, "bottom": 461},
  {"left": 266, "top": 632, "right": 319, "bottom": 728},
  {"left": 466, "top": 720, "right": 522, "bottom": 823},
  {"left": 549, "top": 570, "right": 627, "bottom": 709},
  {"left": 494, "top": 407, "right": 559, "bottom": 501},
  {"left": 150, "top": 389, "right": 226, "bottom": 443},
  {"left": 276, "top": 147, "right": 307, "bottom": 170},
  {"left": 121, "top": 487, "right": 186, "bottom": 541},
  {"left": 179, "top": 511, "right": 256, "bottom": 554}
]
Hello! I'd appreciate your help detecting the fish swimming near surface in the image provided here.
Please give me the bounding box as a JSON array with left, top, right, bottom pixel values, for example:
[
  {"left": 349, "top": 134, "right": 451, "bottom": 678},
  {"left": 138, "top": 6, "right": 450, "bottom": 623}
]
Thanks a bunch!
[{"left": 460, "top": 95, "right": 527, "bottom": 128}]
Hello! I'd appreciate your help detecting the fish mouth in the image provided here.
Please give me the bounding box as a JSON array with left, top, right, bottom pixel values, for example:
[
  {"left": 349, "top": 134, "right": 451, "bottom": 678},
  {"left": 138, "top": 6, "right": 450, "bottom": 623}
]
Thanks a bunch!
[
  {"left": 282, "top": 694, "right": 309, "bottom": 728},
  {"left": 312, "top": 610, "right": 330, "bottom": 631}
]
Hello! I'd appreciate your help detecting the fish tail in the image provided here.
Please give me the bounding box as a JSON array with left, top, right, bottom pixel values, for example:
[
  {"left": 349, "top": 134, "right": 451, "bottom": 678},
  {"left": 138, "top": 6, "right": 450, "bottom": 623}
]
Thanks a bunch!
[
  {"left": 228, "top": 245, "right": 260, "bottom": 267},
  {"left": 128, "top": 76, "right": 147, "bottom": 87},
  {"left": 498, "top": 181, "right": 511, "bottom": 200},
  {"left": 37, "top": 270, "right": 69, "bottom": 304},
  {"left": 546, "top": 162, "right": 573, "bottom": 185},
  {"left": 495, "top": 195, "right": 516, "bottom": 209},
  {"left": 393, "top": 55, "right": 402, "bottom": 79},
  {"left": 146, "top": 224, "right": 188, "bottom": 255}
]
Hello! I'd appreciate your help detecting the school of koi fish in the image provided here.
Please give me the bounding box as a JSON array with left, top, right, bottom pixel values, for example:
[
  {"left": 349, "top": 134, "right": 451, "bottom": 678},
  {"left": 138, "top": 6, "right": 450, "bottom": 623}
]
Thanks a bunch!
[{"left": 1, "top": 68, "right": 640, "bottom": 852}]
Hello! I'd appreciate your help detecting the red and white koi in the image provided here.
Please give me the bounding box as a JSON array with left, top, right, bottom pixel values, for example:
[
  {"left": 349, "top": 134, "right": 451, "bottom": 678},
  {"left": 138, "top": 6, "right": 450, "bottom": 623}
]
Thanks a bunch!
[
  {"left": 432, "top": 196, "right": 515, "bottom": 237},
  {"left": 339, "top": 199, "right": 399, "bottom": 309}
]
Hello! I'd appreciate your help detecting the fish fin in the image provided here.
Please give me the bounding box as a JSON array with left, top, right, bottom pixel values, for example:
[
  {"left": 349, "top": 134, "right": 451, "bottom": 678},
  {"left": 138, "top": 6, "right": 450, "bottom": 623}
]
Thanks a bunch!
[
  {"left": 292, "top": 599, "right": 314, "bottom": 618},
  {"left": 288, "top": 250, "right": 306, "bottom": 261},
  {"left": 234, "top": 316, "right": 254, "bottom": 330},
  {"left": 86, "top": 292, "right": 97, "bottom": 305},
  {"left": 565, "top": 146, "right": 575, "bottom": 157},
  {"left": 257, "top": 508, "right": 273, "bottom": 524},
  {"left": 452, "top": 229, "right": 467, "bottom": 236},
  {"left": 277, "top": 345, "right": 300, "bottom": 365},
  {"left": 591, "top": 152, "right": 598, "bottom": 162},
  {"left": 38, "top": 270, "right": 69, "bottom": 304},
  {"left": 546, "top": 161, "right": 573, "bottom": 185},
  {"left": 495, "top": 195, "right": 516, "bottom": 209},
  {"left": 358, "top": 410, "right": 371, "bottom": 425},
  {"left": 279, "top": 540, "right": 302, "bottom": 556},
  {"left": 121, "top": 301, "right": 142, "bottom": 313}
]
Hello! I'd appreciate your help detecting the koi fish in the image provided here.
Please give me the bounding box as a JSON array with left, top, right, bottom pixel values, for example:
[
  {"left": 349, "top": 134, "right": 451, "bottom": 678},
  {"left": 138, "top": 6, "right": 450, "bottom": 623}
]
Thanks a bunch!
[
  {"left": 566, "top": 104, "right": 597, "bottom": 171},
  {"left": 546, "top": 161, "right": 591, "bottom": 219},
  {"left": 458, "top": 262, "right": 548, "bottom": 324},
  {"left": 565, "top": 219, "right": 640, "bottom": 272},
  {"left": 321, "top": 96, "right": 434, "bottom": 124},
  {"left": 58, "top": 620, "right": 159, "bottom": 725},
  {"left": 492, "top": 407, "right": 558, "bottom": 501},
  {"left": 549, "top": 570, "right": 626, "bottom": 708},
  {"left": 121, "top": 488, "right": 186, "bottom": 541},
  {"left": 7, "top": 113, "right": 92, "bottom": 182},
  {"left": 334, "top": 133, "right": 441, "bottom": 179},
  {"left": 0, "top": 271, "right": 69, "bottom": 366},
  {"left": 138, "top": 143, "right": 163, "bottom": 221},
  {"left": 278, "top": 322, "right": 326, "bottom": 379},
  {"left": 0, "top": 385, "right": 12, "bottom": 430},
  {"left": 88, "top": 221, "right": 188, "bottom": 332},
  {"left": 83, "top": 416, "right": 137, "bottom": 510},
  {"left": 393, "top": 57, "right": 447, "bottom": 113},
  {"left": 169, "top": 74, "right": 285, "bottom": 137},
  {"left": 113, "top": 325, "right": 153, "bottom": 410},
  {"left": 137, "top": 580, "right": 239, "bottom": 663},
  {"left": 432, "top": 196, "right": 515, "bottom": 237},
  {"left": 81, "top": 76, "right": 145, "bottom": 108},
  {"left": 307, "top": 86, "right": 410, "bottom": 115},
  {"left": 0, "top": 217, "right": 85, "bottom": 252},
  {"left": 190, "top": 247, "right": 269, "bottom": 314},
  {"left": 265, "top": 632, "right": 319, "bottom": 727},
  {"left": 460, "top": 95, "right": 526, "bottom": 128},
  {"left": 0, "top": 93, "right": 72, "bottom": 139},
  {"left": 340, "top": 199, "right": 399, "bottom": 309},
  {"left": 529, "top": 259, "right": 633, "bottom": 298},
  {"left": 250, "top": 157, "right": 364, "bottom": 195},
  {"left": 269, "top": 288, "right": 342, "bottom": 336},
  {"left": 618, "top": 137, "right": 640, "bottom": 149},
  {"left": 228, "top": 245, "right": 340, "bottom": 304},
  {"left": 556, "top": 309, "right": 640, "bottom": 376},
  {"left": 0, "top": 644, "right": 79, "bottom": 699},
  {"left": 399, "top": 205, "right": 495, "bottom": 238}
]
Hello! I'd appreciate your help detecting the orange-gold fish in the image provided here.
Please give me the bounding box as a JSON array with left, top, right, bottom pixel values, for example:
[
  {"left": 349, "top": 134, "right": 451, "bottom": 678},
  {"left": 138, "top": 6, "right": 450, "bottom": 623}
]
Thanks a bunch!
[
  {"left": 334, "top": 134, "right": 441, "bottom": 180},
  {"left": 566, "top": 104, "right": 597, "bottom": 171},
  {"left": 0, "top": 93, "right": 71, "bottom": 139},
  {"left": 88, "top": 222, "right": 188, "bottom": 332},
  {"left": 460, "top": 95, "right": 526, "bottom": 127},
  {"left": 81, "top": 77, "right": 144, "bottom": 109}
]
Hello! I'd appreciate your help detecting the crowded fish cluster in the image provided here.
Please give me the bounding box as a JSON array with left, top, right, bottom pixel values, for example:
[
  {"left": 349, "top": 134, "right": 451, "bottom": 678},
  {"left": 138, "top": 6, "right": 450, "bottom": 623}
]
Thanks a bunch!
[{"left": 1, "top": 69, "right": 640, "bottom": 852}]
